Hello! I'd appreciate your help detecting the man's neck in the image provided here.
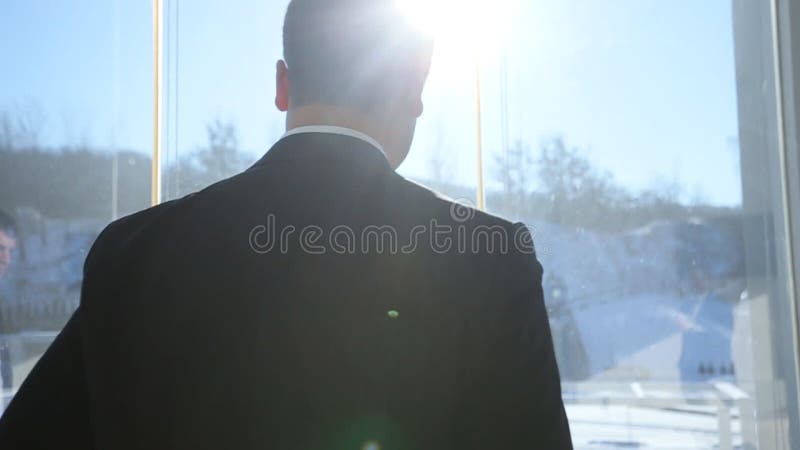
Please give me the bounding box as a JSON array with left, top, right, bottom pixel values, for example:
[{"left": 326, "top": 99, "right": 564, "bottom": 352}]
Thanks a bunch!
[{"left": 286, "top": 105, "right": 388, "bottom": 148}]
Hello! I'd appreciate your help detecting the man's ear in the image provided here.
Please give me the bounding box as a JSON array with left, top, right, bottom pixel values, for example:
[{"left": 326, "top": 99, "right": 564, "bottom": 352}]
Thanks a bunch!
[
  {"left": 411, "top": 94, "right": 424, "bottom": 118},
  {"left": 409, "top": 72, "right": 428, "bottom": 118},
  {"left": 275, "top": 60, "right": 290, "bottom": 112},
  {"left": 408, "top": 51, "right": 431, "bottom": 118}
]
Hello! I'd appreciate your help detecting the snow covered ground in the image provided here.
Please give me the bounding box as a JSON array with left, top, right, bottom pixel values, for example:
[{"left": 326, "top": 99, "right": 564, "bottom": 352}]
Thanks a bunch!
[{"left": 566, "top": 402, "right": 743, "bottom": 449}]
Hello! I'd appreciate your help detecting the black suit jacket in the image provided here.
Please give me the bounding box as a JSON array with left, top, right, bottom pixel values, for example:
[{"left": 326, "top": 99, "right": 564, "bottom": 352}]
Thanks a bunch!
[{"left": 0, "top": 133, "right": 572, "bottom": 449}]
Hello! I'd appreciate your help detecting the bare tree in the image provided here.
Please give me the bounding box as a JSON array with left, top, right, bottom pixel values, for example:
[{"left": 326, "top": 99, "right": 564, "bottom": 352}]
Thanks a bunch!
[
  {"left": 164, "top": 119, "right": 251, "bottom": 197},
  {"left": 0, "top": 101, "right": 47, "bottom": 150},
  {"left": 0, "top": 111, "right": 14, "bottom": 151},
  {"left": 491, "top": 140, "right": 536, "bottom": 216},
  {"left": 196, "top": 119, "right": 243, "bottom": 180}
]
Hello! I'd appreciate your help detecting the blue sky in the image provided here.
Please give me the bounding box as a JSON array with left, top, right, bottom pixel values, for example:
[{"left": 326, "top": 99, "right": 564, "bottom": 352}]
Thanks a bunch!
[{"left": 1, "top": 0, "right": 742, "bottom": 206}]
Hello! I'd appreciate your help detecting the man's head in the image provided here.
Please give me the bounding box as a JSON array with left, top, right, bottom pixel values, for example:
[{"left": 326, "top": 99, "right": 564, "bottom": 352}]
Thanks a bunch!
[
  {"left": 277, "top": 0, "right": 434, "bottom": 168},
  {"left": 0, "top": 210, "right": 17, "bottom": 280}
]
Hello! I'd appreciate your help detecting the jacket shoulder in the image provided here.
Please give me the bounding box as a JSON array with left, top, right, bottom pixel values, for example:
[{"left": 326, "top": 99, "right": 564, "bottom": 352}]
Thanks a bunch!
[
  {"left": 393, "top": 173, "right": 538, "bottom": 268},
  {"left": 82, "top": 196, "right": 191, "bottom": 276},
  {"left": 393, "top": 174, "right": 528, "bottom": 232}
]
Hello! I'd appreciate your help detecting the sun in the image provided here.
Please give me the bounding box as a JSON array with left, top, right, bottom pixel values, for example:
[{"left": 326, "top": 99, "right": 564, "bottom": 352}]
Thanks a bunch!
[{"left": 396, "top": 0, "right": 513, "bottom": 60}]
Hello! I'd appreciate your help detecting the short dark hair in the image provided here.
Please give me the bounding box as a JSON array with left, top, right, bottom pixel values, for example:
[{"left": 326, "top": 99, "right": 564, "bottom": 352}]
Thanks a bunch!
[
  {"left": 283, "top": 0, "right": 432, "bottom": 113},
  {"left": 0, "top": 209, "right": 16, "bottom": 238}
]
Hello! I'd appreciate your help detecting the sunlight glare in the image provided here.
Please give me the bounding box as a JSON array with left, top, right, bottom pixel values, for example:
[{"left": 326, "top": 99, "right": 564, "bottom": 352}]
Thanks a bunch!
[{"left": 396, "top": 0, "right": 513, "bottom": 59}]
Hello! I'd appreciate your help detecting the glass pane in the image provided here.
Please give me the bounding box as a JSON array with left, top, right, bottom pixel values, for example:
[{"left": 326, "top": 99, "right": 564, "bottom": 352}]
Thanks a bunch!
[
  {"left": 481, "top": 0, "right": 799, "bottom": 447},
  {"left": 0, "top": 1, "right": 152, "bottom": 409},
  {"left": 161, "top": 0, "right": 285, "bottom": 200}
]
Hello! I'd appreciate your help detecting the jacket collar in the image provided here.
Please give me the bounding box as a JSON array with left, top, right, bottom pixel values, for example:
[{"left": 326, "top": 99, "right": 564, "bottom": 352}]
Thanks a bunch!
[
  {"left": 248, "top": 132, "right": 393, "bottom": 173},
  {"left": 282, "top": 125, "right": 387, "bottom": 158}
]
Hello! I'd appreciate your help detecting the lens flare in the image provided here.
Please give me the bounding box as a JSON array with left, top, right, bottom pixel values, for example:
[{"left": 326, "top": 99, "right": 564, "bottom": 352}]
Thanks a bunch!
[
  {"left": 361, "top": 440, "right": 381, "bottom": 450},
  {"left": 396, "top": 0, "right": 513, "bottom": 58}
]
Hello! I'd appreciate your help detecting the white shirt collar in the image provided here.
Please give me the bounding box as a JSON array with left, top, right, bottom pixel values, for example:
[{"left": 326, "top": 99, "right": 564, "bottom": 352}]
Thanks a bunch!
[{"left": 282, "top": 125, "right": 387, "bottom": 159}]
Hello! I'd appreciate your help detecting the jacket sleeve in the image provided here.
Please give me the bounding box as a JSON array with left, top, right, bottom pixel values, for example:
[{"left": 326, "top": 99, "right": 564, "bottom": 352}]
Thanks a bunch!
[
  {"left": 0, "top": 201, "right": 178, "bottom": 449},
  {"left": 0, "top": 307, "right": 93, "bottom": 449},
  {"left": 0, "top": 216, "right": 126, "bottom": 449},
  {"left": 456, "top": 226, "right": 573, "bottom": 449}
]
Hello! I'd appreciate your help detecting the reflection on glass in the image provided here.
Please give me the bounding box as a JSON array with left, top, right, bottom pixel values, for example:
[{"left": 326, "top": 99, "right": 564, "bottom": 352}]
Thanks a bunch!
[{"left": 0, "top": 0, "right": 152, "bottom": 408}]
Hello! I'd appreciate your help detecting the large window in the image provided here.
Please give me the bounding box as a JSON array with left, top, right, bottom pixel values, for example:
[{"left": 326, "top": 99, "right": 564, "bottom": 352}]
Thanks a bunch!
[{"left": 4, "top": 1, "right": 800, "bottom": 448}]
